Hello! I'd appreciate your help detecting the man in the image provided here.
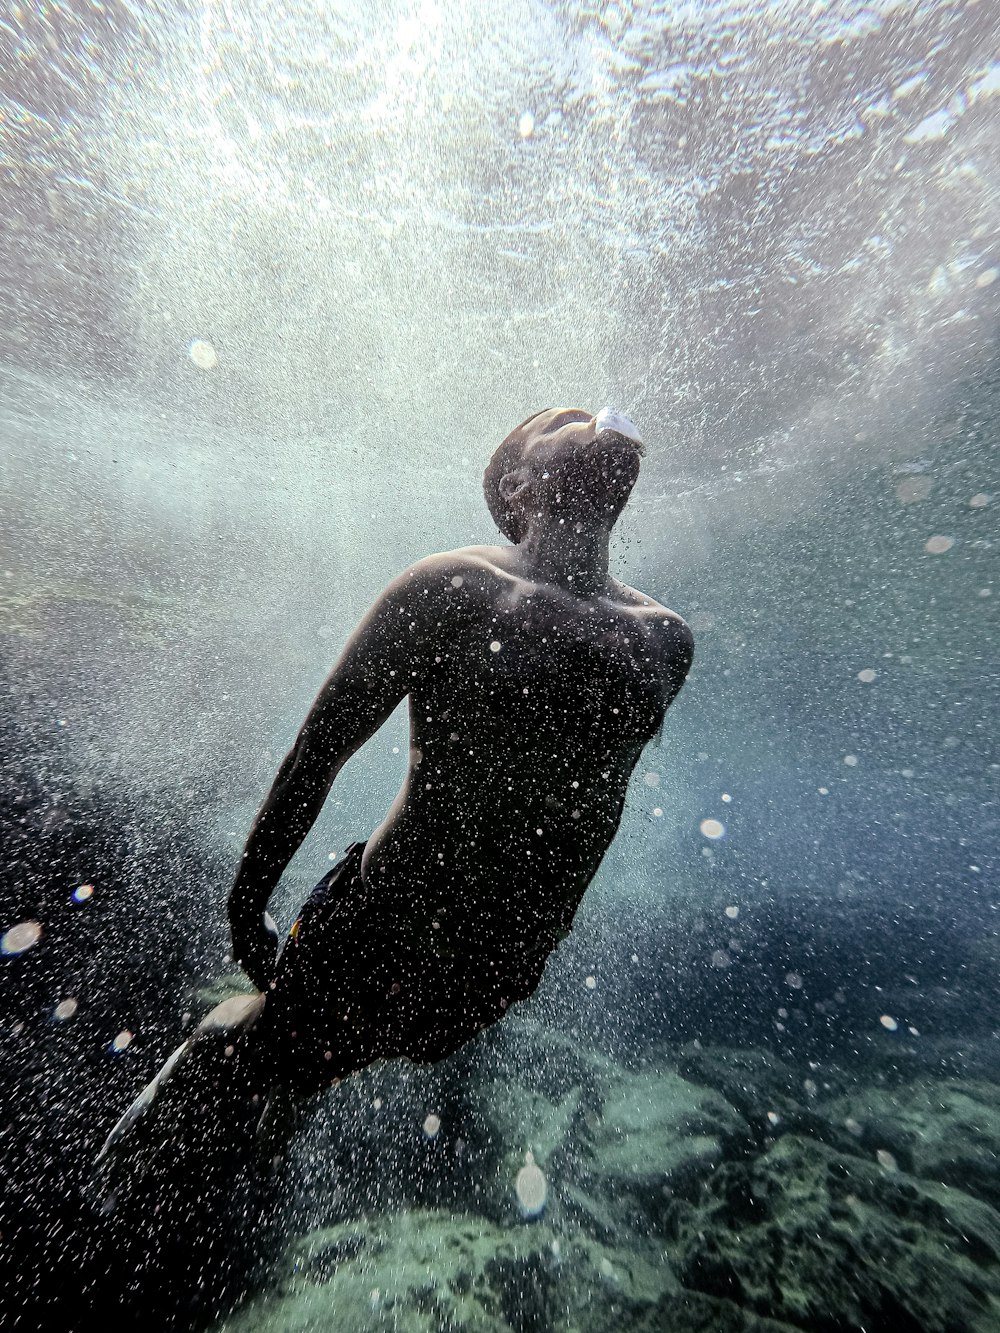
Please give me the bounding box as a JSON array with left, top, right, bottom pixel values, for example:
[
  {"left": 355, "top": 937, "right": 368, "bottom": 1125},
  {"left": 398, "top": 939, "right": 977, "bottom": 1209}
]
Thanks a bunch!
[{"left": 94, "top": 406, "right": 692, "bottom": 1185}]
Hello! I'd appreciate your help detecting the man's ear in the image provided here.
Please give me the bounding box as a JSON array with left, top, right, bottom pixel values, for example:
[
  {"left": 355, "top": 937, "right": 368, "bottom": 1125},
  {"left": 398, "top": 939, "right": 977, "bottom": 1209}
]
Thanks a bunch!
[{"left": 499, "top": 468, "right": 532, "bottom": 507}]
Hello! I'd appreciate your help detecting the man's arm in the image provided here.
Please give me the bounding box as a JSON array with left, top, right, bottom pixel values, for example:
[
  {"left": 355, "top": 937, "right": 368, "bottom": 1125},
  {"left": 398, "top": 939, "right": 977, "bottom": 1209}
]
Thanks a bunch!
[
  {"left": 653, "top": 610, "right": 694, "bottom": 710},
  {"left": 228, "top": 557, "right": 443, "bottom": 986}
]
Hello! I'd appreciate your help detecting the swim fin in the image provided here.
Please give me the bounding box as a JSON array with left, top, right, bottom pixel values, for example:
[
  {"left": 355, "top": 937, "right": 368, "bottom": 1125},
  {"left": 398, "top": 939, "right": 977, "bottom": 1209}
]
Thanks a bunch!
[{"left": 85, "top": 992, "right": 267, "bottom": 1215}]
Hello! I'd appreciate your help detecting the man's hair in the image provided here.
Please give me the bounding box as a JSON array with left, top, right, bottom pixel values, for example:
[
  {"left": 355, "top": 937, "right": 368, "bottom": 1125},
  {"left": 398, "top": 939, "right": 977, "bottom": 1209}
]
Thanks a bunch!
[{"left": 482, "top": 409, "right": 550, "bottom": 543}]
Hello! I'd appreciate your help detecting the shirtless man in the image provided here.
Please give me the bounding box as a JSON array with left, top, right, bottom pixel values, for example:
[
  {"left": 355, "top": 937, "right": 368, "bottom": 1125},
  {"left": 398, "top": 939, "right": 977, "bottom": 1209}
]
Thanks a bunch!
[{"left": 93, "top": 406, "right": 692, "bottom": 1187}]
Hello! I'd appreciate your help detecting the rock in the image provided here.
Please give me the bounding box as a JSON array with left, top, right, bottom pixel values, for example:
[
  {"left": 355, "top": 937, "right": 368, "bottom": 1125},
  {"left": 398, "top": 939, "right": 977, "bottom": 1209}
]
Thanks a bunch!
[
  {"left": 824, "top": 1079, "right": 1000, "bottom": 1210},
  {"left": 479, "top": 1081, "right": 585, "bottom": 1172},
  {"left": 470, "top": 1081, "right": 586, "bottom": 1224},
  {"left": 493, "top": 1020, "right": 625, "bottom": 1102},
  {"left": 676, "top": 1133, "right": 1000, "bottom": 1332},
  {"left": 675, "top": 1044, "right": 876, "bottom": 1158},
  {"left": 561, "top": 1181, "right": 628, "bottom": 1245},
  {"left": 631, "top": 1289, "right": 800, "bottom": 1332},
  {"left": 677, "top": 1044, "right": 817, "bottom": 1114},
  {"left": 278, "top": 1019, "right": 623, "bottom": 1227},
  {"left": 466, "top": 1028, "right": 749, "bottom": 1234},
  {"left": 214, "top": 1210, "right": 678, "bottom": 1332},
  {"left": 897, "top": 1036, "right": 1000, "bottom": 1084},
  {"left": 212, "top": 1036, "right": 1000, "bottom": 1331},
  {"left": 579, "top": 1068, "right": 747, "bottom": 1231}
]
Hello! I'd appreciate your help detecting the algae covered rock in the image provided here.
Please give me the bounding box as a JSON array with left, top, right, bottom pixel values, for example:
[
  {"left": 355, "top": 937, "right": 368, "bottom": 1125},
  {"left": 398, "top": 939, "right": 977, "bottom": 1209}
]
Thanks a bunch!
[
  {"left": 214, "top": 1210, "right": 675, "bottom": 1332},
  {"left": 470, "top": 1079, "right": 586, "bottom": 1224},
  {"left": 676, "top": 1133, "right": 1000, "bottom": 1332},
  {"left": 466, "top": 1025, "right": 747, "bottom": 1234},
  {"left": 824, "top": 1079, "right": 1000, "bottom": 1209},
  {"left": 677, "top": 1044, "right": 825, "bottom": 1120},
  {"left": 628, "top": 1290, "right": 800, "bottom": 1332},
  {"left": 209, "top": 1020, "right": 1000, "bottom": 1332},
  {"left": 579, "top": 1067, "right": 747, "bottom": 1230}
]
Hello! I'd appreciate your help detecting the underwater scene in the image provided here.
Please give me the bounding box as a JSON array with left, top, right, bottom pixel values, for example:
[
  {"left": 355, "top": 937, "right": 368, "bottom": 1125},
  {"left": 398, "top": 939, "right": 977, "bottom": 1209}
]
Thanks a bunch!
[{"left": 2, "top": 1, "right": 999, "bottom": 1329}]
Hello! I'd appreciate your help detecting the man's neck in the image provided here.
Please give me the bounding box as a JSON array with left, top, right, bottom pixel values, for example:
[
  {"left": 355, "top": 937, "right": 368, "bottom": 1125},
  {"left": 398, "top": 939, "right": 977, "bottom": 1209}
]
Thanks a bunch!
[{"left": 514, "top": 519, "right": 611, "bottom": 598}]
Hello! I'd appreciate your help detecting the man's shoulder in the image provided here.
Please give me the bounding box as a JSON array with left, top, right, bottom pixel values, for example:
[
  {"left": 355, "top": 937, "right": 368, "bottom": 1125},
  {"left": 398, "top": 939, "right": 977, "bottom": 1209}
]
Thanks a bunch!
[
  {"left": 611, "top": 578, "right": 690, "bottom": 625},
  {"left": 401, "top": 546, "right": 512, "bottom": 586},
  {"left": 383, "top": 547, "right": 512, "bottom": 621},
  {"left": 611, "top": 580, "right": 694, "bottom": 654},
  {"left": 422, "top": 544, "right": 510, "bottom": 568}
]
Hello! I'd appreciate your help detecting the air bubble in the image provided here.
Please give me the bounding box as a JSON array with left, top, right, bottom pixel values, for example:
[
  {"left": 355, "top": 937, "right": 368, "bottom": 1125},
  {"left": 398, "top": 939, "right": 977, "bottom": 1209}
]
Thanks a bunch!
[
  {"left": 924, "top": 534, "right": 954, "bottom": 554},
  {"left": 1, "top": 921, "right": 42, "bottom": 955},
  {"left": 188, "top": 339, "right": 218, "bottom": 370},
  {"left": 515, "top": 1152, "right": 547, "bottom": 1216}
]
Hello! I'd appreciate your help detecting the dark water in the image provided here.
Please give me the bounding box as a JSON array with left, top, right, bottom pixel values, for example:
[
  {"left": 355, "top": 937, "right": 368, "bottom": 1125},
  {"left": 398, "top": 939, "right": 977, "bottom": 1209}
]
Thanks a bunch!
[{"left": 2, "top": 2, "right": 999, "bottom": 1329}]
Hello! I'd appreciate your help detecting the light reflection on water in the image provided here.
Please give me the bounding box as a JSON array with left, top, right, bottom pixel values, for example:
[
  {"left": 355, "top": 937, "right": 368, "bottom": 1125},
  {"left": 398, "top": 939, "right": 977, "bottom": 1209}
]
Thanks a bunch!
[{"left": 3, "top": 0, "right": 999, "bottom": 482}]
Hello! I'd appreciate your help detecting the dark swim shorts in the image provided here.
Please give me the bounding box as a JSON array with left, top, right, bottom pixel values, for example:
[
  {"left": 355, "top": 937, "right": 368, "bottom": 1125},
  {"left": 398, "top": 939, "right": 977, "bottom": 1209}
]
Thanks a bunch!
[{"left": 253, "top": 842, "right": 566, "bottom": 1098}]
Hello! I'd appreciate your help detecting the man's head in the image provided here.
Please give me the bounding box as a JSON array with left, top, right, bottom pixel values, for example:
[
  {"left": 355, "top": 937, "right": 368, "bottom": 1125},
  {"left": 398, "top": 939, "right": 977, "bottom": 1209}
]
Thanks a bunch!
[{"left": 483, "top": 407, "right": 645, "bottom": 543}]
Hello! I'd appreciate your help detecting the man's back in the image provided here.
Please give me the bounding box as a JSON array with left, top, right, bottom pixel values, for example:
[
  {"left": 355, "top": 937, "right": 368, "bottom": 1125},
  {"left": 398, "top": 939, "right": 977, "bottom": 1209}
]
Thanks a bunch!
[{"left": 359, "top": 544, "right": 693, "bottom": 943}]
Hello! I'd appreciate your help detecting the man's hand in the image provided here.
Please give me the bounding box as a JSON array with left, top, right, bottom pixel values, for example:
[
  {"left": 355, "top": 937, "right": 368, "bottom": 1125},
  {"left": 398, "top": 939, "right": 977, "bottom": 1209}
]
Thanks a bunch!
[{"left": 229, "top": 905, "right": 281, "bottom": 992}]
